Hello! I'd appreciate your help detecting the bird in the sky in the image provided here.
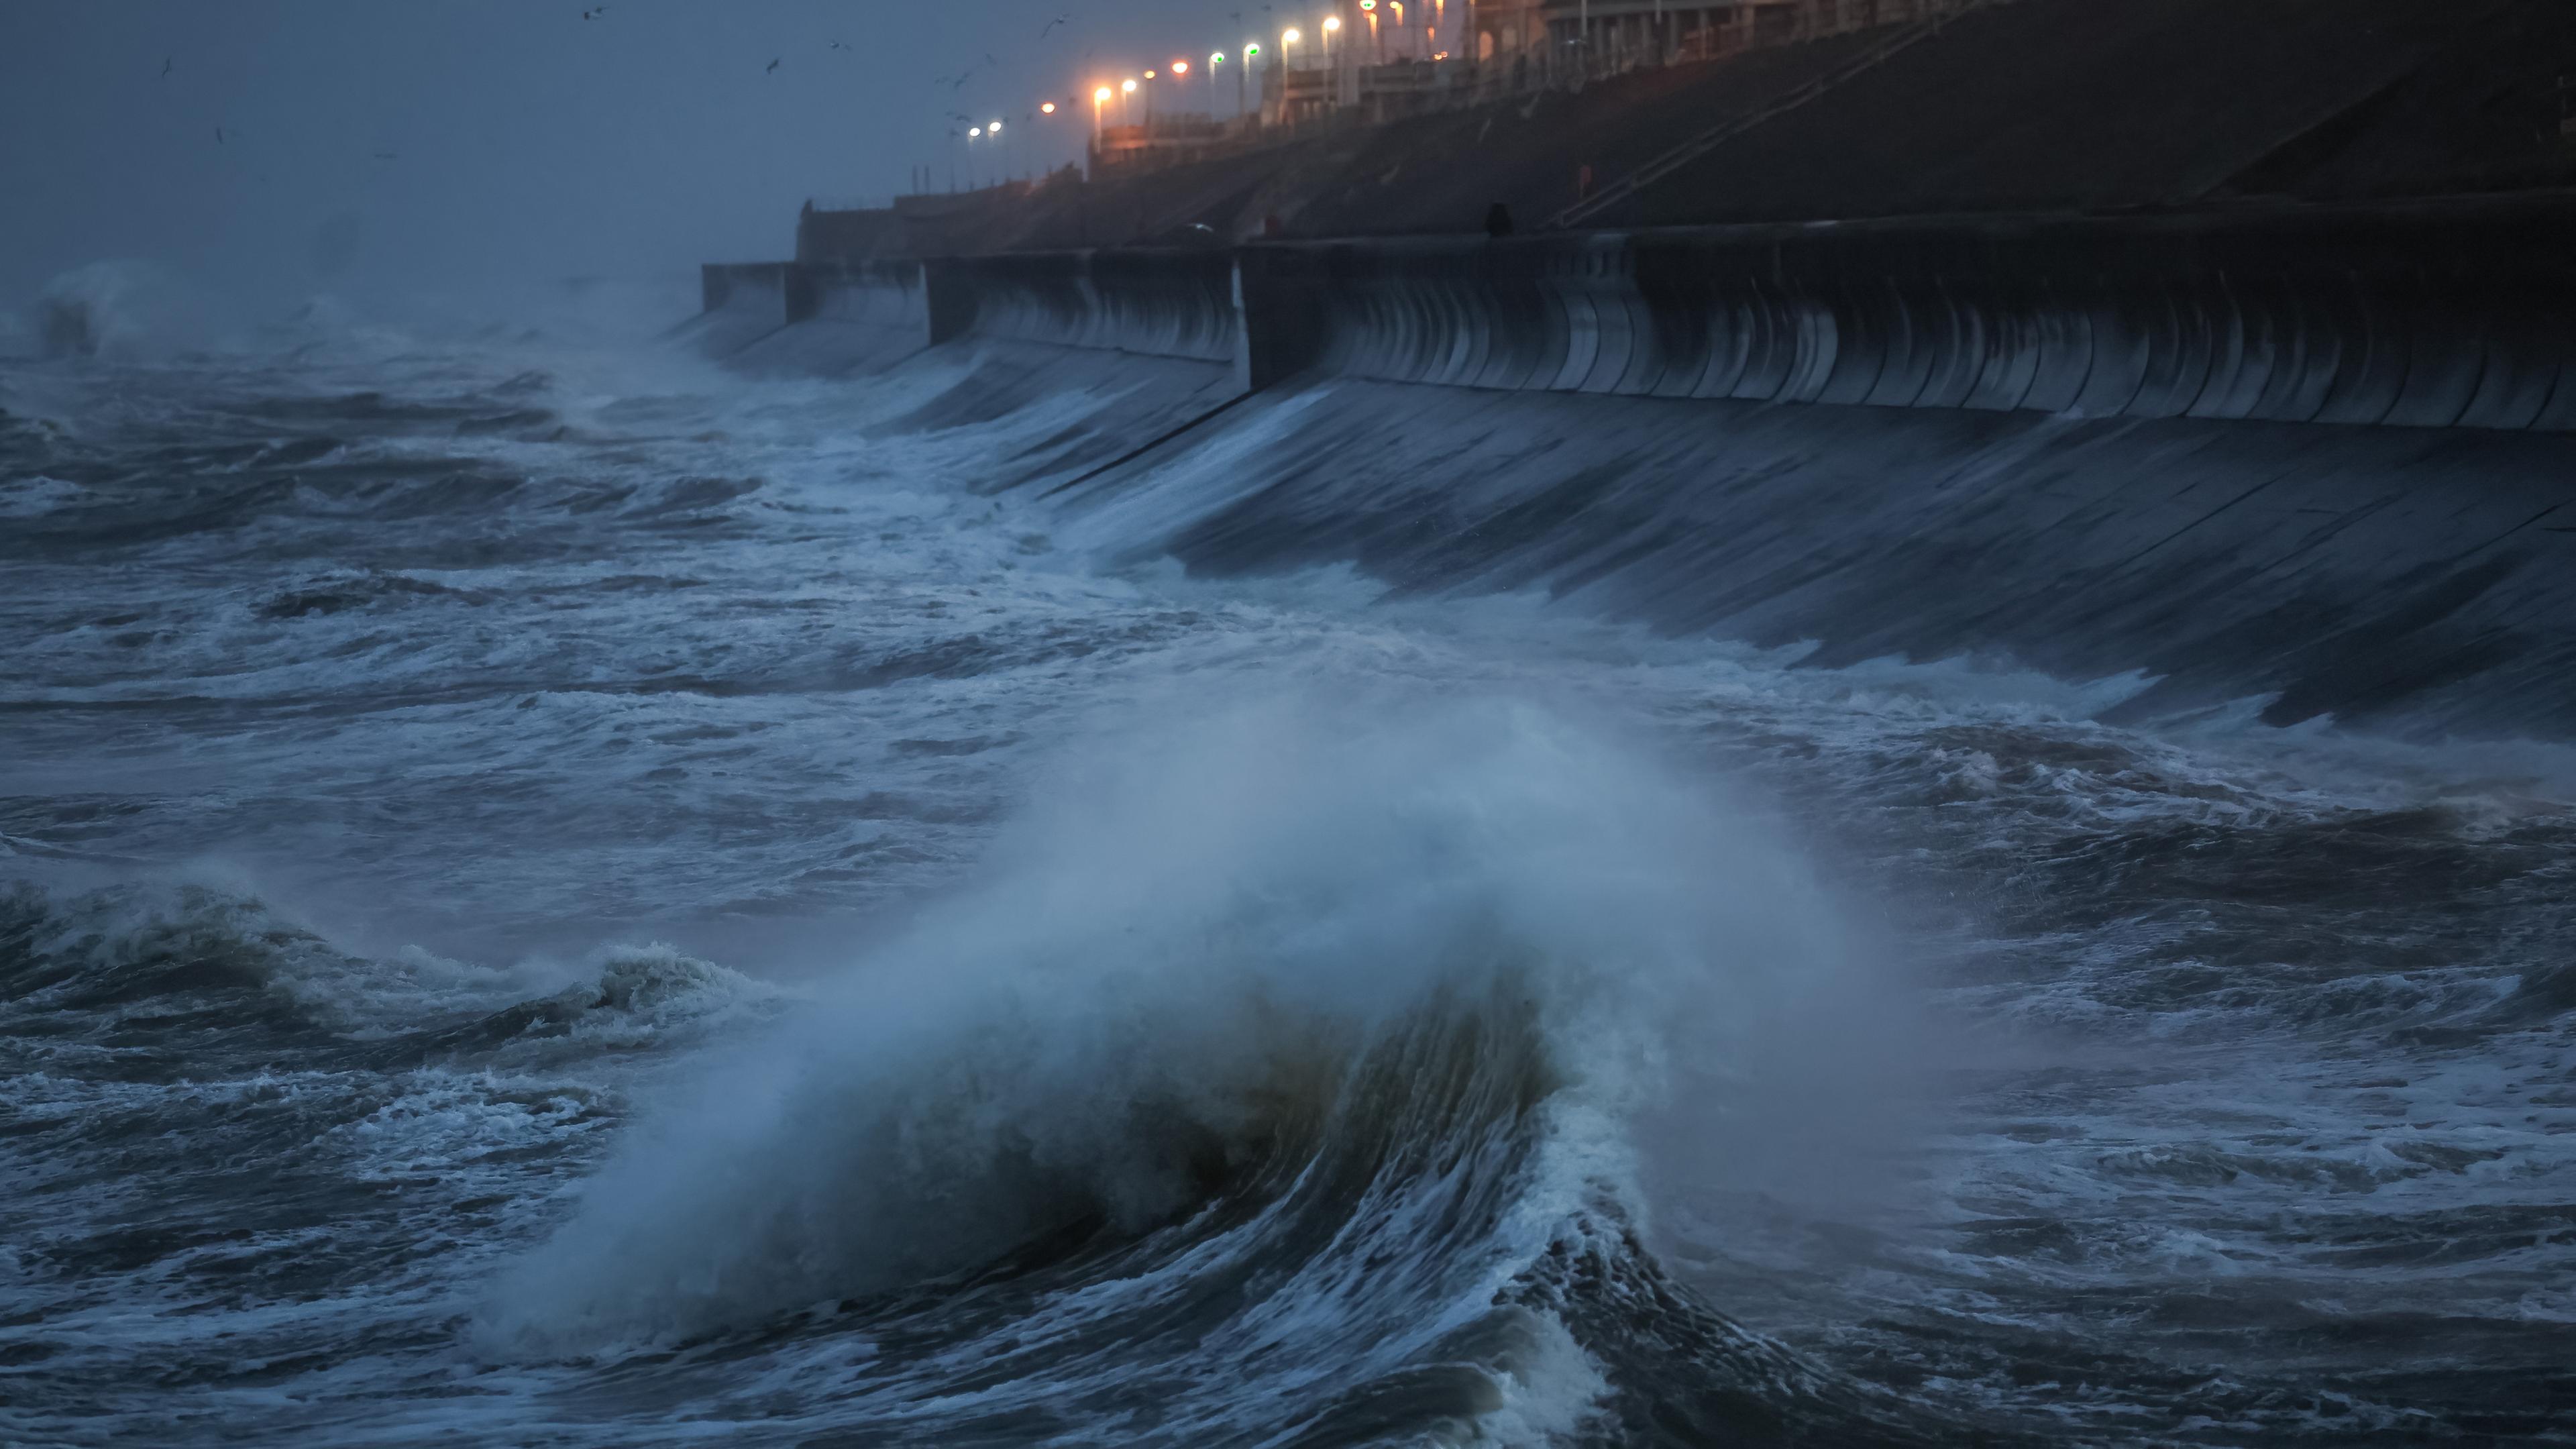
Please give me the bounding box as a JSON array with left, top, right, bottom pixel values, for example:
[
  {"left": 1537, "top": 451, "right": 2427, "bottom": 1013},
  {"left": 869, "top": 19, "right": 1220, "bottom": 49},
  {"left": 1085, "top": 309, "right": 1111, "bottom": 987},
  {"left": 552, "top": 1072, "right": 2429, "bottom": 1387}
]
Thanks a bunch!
[
  {"left": 159, "top": 57, "right": 172, "bottom": 79},
  {"left": 1040, "top": 15, "right": 1070, "bottom": 38},
  {"left": 214, "top": 126, "right": 225, "bottom": 144},
  {"left": 828, "top": 39, "right": 849, "bottom": 51},
  {"left": 582, "top": 5, "right": 607, "bottom": 17},
  {"left": 372, "top": 152, "right": 397, "bottom": 161},
  {"left": 765, "top": 57, "right": 781, "bottom": 74}
]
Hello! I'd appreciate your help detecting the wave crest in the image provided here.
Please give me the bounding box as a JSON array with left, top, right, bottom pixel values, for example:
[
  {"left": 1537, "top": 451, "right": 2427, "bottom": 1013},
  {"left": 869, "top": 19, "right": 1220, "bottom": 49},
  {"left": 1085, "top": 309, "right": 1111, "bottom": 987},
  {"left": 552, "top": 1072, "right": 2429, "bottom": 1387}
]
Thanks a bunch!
[{"left": 478, "top": 695, "right": 1917, "bottom": 1442}]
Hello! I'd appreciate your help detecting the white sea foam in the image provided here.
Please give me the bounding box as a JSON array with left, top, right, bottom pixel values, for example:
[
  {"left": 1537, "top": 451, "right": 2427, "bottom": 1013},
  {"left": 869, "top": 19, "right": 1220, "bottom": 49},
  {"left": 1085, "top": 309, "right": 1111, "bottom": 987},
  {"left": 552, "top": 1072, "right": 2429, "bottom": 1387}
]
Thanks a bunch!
[
  {"left": 478, "top": 691, "right": 1886, "bottom": 1396},
  {"left": 7, "top": 306, "right": 2571, "bottom": 1446}
]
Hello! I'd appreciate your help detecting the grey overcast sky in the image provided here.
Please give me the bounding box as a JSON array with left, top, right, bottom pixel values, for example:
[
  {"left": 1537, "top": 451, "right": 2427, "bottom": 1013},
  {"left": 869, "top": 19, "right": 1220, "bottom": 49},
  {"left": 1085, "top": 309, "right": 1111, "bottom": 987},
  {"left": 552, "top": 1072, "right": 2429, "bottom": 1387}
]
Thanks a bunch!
[{"left": 0, "top": 0, "right": 1262, "bottom": 315}]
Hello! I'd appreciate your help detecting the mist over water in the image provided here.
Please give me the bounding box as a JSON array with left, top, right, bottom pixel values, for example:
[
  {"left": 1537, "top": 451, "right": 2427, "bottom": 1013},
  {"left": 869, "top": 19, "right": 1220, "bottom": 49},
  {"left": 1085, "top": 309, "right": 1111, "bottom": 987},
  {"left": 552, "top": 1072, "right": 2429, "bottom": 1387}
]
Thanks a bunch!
[{"left": 3, "top": 282, "right": 2573, "bottom": 1448}]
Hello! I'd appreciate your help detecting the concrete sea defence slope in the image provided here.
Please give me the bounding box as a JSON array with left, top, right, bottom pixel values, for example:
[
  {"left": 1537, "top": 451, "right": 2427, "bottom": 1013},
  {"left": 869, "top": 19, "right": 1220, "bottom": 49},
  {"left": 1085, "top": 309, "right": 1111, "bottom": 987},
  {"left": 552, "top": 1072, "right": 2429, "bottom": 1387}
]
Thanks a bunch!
[
  {"left": 685, "top": 195, "right": 2576, "bottom": 740},
  {"left": 1069, "top": 382, "right": 2576, "bottom": 739},
  {"left": 698, "top": 258, "right": 933, "bottom": 377}
]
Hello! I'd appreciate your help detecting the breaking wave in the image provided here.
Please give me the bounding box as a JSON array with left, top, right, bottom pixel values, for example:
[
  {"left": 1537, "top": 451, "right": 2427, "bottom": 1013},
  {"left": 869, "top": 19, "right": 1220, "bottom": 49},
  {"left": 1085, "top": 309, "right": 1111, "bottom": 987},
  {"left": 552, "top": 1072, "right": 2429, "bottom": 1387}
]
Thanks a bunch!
[{"left": 478, "top": 696, "right": 1931, "bottom": 1444}]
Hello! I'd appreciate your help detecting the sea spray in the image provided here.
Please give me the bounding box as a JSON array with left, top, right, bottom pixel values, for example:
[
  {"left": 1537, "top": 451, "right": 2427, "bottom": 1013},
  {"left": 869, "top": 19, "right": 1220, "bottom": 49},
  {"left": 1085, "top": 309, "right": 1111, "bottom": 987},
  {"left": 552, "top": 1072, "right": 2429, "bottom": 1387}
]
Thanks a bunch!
[{"left": 475, "top": 692, "right": 1904, "bottom": 1438}]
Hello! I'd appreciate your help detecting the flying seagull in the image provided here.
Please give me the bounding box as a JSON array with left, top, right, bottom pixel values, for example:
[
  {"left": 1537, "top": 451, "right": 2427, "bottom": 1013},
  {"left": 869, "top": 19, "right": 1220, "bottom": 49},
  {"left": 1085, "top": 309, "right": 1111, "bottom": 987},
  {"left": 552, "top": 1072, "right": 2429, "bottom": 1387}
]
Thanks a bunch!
[
  {"left": 1040, "top": 15, "right": 1070, "bottom": 38},
  {"left": 160, "top": 57, "right": 173, "bottom": 79},
  {"left": 214, "top": 126, "right": 225, "bottom": 144},
  {"left": 765, "top": 56, "right": 781, "bottom": 74},
  {"left": 582, "top": 5, "right": 607, "bottom": 17}
]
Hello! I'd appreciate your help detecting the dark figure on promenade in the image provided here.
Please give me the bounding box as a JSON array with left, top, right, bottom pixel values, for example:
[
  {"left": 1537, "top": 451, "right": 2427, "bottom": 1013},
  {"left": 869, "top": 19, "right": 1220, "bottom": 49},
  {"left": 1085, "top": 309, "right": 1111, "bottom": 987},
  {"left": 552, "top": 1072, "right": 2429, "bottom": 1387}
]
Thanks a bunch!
[{"left": 1485, "top": 203, "right": 1515, "bottom": 238}]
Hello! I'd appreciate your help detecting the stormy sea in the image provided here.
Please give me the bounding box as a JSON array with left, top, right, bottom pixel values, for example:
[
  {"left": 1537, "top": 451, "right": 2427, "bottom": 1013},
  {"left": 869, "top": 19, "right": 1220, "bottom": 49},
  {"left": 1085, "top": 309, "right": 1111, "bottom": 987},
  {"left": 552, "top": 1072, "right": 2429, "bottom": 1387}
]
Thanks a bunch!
[{"left": 3, "top": 287, "right": 2571, "bottom": 1448}]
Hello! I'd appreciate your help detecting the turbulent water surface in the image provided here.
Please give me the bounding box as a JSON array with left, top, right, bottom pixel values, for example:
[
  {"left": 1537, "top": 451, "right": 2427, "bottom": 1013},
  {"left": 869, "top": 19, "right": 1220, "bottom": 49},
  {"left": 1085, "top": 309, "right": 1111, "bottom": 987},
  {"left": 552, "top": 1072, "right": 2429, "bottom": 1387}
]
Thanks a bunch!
[{"left": 3, "top": 311, "right": 2573, "bottom": 1448}]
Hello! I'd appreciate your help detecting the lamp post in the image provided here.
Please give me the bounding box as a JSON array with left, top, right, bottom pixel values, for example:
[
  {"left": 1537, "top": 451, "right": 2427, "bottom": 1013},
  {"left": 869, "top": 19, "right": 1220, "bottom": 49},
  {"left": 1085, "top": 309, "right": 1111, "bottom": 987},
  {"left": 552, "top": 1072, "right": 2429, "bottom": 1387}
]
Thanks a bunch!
[
  {"left": 1169, "top": 58, "right": 1189, "bottom": 123},
  {"left": 1093, "top": 85, "right": 1112, "bottom": 146},
  {"left": 1283, "top": 26, "right": 1301, "bottom": 68},
  {"left": 1210, "top": 51, "right": 1228, "bottom": 118},
  {"left": 1121, "top": 75, "right": 1137, "bottom": 126}
]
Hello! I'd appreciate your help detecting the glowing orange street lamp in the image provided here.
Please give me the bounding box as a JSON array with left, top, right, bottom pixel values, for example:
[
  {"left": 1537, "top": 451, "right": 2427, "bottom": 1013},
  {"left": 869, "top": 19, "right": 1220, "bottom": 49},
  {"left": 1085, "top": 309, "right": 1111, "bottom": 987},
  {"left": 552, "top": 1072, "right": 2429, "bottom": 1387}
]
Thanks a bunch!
[
  {"left": 1093, "top": 83, "right": 1113, "bottom": 144},
  {"left": 1040, "top": 101, "right": 1057, "bottom": 114}
]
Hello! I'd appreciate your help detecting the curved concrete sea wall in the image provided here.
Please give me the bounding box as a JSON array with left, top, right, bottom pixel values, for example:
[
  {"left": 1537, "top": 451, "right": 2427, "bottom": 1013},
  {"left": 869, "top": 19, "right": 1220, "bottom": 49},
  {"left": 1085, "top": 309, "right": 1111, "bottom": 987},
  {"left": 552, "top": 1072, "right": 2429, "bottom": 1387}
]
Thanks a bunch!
[
  {"left": 1234, "top": 199, "right": 2576, "bottom": 430},
  {"left": 710, "top": 199, "right": 2576, "bottom": 431},
  {"left": 925, "top": 249, "right": 1241, "bottom": 367},
  {"left": 729, "top": 259, "right": 933, "bottom": 376},
  {"left": 684, "top": 262, "right": 798, "bottom": 358},
  {"left": 695, "top": 199, "right": 2576, "bottom": 735}
]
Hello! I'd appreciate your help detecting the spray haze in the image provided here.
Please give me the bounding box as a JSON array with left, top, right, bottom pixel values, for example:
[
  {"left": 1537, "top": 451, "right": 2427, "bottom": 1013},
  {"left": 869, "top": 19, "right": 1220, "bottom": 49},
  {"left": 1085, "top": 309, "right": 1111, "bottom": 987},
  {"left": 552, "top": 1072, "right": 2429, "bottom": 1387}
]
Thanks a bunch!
[
  {"left": 0, "top": 0, "right": 1237, "bottom": 327},
  {"left": 482, "top": 692, "right": 1900, "bottom": 1378}
]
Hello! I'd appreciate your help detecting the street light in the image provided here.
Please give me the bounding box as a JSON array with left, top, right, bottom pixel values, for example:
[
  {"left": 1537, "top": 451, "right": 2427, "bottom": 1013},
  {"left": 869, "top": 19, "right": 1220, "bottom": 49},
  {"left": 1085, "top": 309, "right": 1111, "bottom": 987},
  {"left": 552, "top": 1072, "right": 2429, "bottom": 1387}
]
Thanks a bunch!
[
  {"left": 1093, "top": 84, "right": 1112, "bottom": 145},
  {"left": 1324, "top": 13, "right": 1342, "bottom": 68}
]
